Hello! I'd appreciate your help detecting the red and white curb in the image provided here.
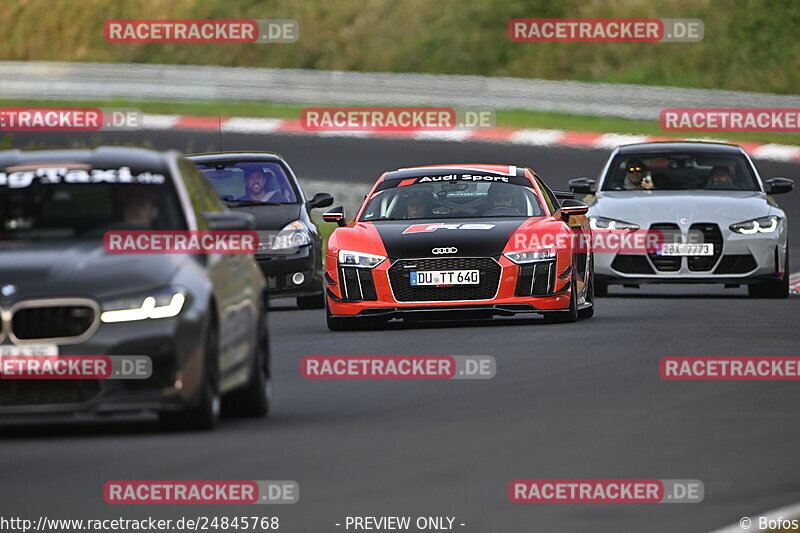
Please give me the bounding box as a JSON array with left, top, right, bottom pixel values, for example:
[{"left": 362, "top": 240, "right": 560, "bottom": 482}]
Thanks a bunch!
[
  {"left": 140, "top": 114, "right": 800, "bottom": 163},
  {"left": 790, "top": 272, "right": 800, "bottom": 295}
]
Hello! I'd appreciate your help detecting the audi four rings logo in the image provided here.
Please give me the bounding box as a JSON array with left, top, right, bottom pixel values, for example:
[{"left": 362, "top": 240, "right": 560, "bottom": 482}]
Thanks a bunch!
[{"left": 432, "top": 247, "right": 458, "bottom": 254}]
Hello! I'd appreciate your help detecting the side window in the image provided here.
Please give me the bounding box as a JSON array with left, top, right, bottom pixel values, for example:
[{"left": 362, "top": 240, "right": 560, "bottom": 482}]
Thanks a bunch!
[
  {"left": 179, "top": 159, "right": 226, "bottom": 228},
  {"left": 534, "top": 176, "right": 559, "bottom": 214}
]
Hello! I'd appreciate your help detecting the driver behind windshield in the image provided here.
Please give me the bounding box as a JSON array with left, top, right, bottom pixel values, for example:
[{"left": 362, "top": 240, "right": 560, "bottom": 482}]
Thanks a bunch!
[
  {"left": 623, "top": 159, "right": 654, "bottom": 190},
  {"left": 404, "top": 192, "right": 431, "bottom": 219},
  {"left": 238, "top": 167, "right": 280, "bottom": 202},
  {"left": 117, "top": 189, "right": 160, "bottom": 229}
]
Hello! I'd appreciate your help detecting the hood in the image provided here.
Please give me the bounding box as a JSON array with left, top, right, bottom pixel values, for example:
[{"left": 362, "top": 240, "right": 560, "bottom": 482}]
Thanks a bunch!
[
  {"left": 227, "top": 203, "right": 302, "bottom": 230},
  {"left": 370, "top": 218, "right": 527, "bottom": 258},
  {"left": 590, "top": 190, "right": 777, "bottom": 226},
  {"left": 0, "top": 240, "right": 185, "bottom": 302}
]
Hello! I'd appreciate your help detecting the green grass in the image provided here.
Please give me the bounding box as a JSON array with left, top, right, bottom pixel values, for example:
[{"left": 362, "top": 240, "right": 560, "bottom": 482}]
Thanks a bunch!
[
  {"left": 1, "top": 0, "right": 799, "bottom": 94},
  {"left": 3, "top": 97, "right": 799, "bottom": 146}
]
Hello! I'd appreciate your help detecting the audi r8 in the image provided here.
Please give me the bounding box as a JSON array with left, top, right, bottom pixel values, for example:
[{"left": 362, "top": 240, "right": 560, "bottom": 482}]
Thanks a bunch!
[
  {"left": 322, "top": 164, "right": 595, "bottom": 330},
  {"left": 0, "top": 147, "right": 271, "bottom": 429},
  {"left": 569, "top": 142, "right": 793, "bottom": 297}
]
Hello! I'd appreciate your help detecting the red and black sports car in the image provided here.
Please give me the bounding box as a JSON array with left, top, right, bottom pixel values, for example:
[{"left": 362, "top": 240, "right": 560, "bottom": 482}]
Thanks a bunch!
[{"left": 322, "top": 164, "right": 595, "bottom": 330}]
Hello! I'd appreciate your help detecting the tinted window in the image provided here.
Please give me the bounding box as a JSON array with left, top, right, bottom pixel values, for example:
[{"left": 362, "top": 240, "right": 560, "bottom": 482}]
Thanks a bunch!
[
  {"left": 360, "top": 181, "right": 543, "bottom": 221},
  {"left": 195, "top": 160, "right": 298, "bottom": 203},
  {"left": 602, "top": 152, "right": 759, "bottom": 191},
  {"left": 533, "top": 175, "right": 559, "bottom": 214},
  {"left": 0, "top": 164, "right": 185, "bottom": 241}
]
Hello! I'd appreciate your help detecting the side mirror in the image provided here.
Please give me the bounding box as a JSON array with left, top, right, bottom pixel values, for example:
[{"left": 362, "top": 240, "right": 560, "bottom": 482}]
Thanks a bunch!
[
  {"left": 765, "top": 177, "right": 793, "bottom": 195},
  {"left": 559, "top": 199, "right": 589, "bottom": 220},
  {"left": 553, "top": 190, "right": 574, "bottom": 200},
  {"left": 569, "top": 178, "right": 596, "bottom": 194},
  {"left": 202, "top": 211, "right": 255, "bottom": 230},
  {"left": 308, "top": 192, "right": 334, "bottom": 209},
  {"left": 323, "top": 206, "right": 347, "bottom": 227}
]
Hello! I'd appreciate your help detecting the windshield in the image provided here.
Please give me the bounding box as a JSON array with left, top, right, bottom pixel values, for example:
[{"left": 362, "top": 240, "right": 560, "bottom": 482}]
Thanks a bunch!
[
  {"left": 195, "top": 160, "right": 298, "bottom": 204},
  {"left": 360, "top": 181, "right": 544, "bottom": 221},
  {"left": 0, "top": 165, "right": 186, "bottom": 241},
  {"left": 601, "top": 152, "right": 759, "bottom": 191}
]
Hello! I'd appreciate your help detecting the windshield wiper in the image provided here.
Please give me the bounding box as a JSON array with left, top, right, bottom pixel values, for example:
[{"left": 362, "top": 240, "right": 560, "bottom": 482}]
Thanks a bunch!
[{"left": 226, "top": 200, "right": 283, "bottom": 206}]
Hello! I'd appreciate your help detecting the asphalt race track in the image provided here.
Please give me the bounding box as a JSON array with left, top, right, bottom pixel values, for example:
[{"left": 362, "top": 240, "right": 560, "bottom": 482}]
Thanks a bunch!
[{"left": 1, "top": 130, "right": 799, "bottom": 532}]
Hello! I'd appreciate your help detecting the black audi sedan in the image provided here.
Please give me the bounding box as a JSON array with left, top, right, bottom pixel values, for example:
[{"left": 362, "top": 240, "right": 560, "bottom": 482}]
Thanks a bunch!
[
  {"left": 0, "top": 147, "right": 270, "bottom": 430},
  {"left": 187, "top": 152, "right": 333, "bottom": 309}
]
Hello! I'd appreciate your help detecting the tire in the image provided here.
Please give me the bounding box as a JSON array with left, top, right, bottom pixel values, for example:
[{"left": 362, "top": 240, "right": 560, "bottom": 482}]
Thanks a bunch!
[
  {"left": 297, "top": 292, "right": 325, "bottom": 309},
  {"left": 748, "top": 248, "right": 789, "bottom": 299},
  {"left": 543, "top": 275, "right": 578, "bottom": 324},
  {"left": 326, "top": 296, "right": 353, "bottom": 331},
  {"left": 160, "top": 318, "right": 221, "bottom": 430},
  {"left": 223, "top": 318, "right": 271, "bottom": 418},
  {"left": 577, "top": 268, "right": 595, "bottom": 319}
]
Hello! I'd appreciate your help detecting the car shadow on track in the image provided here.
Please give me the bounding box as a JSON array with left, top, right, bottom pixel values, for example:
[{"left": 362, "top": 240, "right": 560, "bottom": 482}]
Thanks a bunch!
[
  {"left": 375, "top": 316, "right": 565, "bottom": 331},
  {"left": 0, "top": 414, "right": 276, "bottom": 439},
  {"left": 600, "top": 293, "right": 761, "bottom": 299}
]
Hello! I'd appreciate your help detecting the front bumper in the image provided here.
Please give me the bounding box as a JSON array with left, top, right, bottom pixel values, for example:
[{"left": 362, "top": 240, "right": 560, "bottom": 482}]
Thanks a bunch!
[
  {"left": 255, "top": 245, "right": 323, "bottom": 298},
  {"left": 326, "top": 255, "right": 573, "bottom": 318},
  {"left": 0, "top": 313, "right": 205, "bottom": 417},
  {"left": 594, "top": 231, "right": 785, "bottom": 284}
]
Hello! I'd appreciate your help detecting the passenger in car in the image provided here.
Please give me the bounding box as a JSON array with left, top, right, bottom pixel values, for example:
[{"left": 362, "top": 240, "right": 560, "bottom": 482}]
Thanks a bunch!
[{"left": 705, "top": 166, "right": 736, "bottom": 189}]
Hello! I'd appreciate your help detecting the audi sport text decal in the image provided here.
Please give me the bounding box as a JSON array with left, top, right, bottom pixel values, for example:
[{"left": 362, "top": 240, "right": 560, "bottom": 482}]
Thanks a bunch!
[{"left": 417, "top": 174, "right": 510, "bottom": 182}]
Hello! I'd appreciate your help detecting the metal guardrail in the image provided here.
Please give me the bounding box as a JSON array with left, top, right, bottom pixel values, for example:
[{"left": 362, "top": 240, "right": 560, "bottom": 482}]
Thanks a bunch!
[{"left": 0, "top": 61, "right": 799, "bottom": 121}]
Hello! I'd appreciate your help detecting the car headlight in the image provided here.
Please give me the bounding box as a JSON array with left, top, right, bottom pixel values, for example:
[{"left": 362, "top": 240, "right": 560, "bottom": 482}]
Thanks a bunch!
[
  {"left": 101, "top": 288, "right": 187, "bottom": 323},
  {"left": 730, "top": 215, "right": 781, "bottom": 234},
  {"left": 589, "top": 216, "right": 639, "bottom": 230},
  {"left": 271, "top": 220, "right": 311, "bottom": 251},
  {"left": 338, "top": 250, "right": 386, "bottom": 268},
  {"left": 504, "top": 248, "right": 557, "bottom": 264}
]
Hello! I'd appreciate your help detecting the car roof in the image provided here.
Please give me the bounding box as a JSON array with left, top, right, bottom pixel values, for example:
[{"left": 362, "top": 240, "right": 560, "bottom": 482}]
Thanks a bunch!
[
  {"left": 186, "top": 151, "right": 285, "bottom": 162},
  {"left": 383, "top": 164, "right": 528, "bottom": 181},
  {"left": 617, "top": 141, "right": 744, "bottom": 155},
  {"left": 0, "top": 146, "right": 170, "bottom": 169}
]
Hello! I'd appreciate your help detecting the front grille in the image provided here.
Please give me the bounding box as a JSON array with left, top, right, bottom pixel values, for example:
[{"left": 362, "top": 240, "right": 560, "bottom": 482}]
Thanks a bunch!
[
  {"left": 648, "top": 223, "right": 681, "bottom": 271},
  {"left": 516, "top": 262, "right": 555, "bottom": 296},
  {"left": 388, "top": 257, "right": 501, "bottom": 302},
  {"left": 715, "top": 254, "right": 758, "bottom": 274},
  {"left": 611, "top": 255, "right": 655, "bottom": 274},
  {"left": 339, "top": 267, "right": 377, "bottom": 301},
  {"left": 0, "top": 379, "right": 101, "bottom": 406},
  {"left": 688, "top": 223, "right": 723, "bottom": 271},
  {"left": 12, "top": 305, "right": 95, "bottom": 340}
]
